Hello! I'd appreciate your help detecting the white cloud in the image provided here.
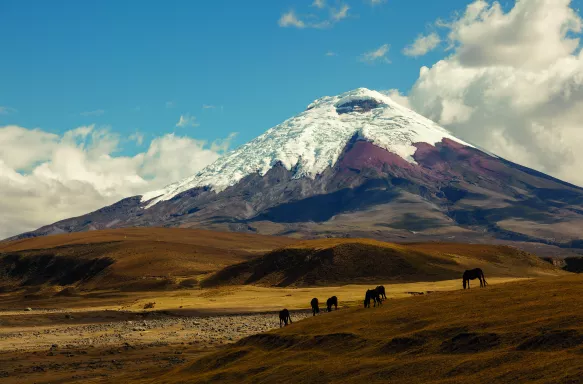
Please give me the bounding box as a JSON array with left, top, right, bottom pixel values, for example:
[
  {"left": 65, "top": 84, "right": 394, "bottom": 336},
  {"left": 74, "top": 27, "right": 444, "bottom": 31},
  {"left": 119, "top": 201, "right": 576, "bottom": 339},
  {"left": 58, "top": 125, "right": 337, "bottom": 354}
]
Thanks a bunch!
[
  {"left": 331, "top": 4, "right": 350, "bottom": 21},
  {"left": 367, "top": 0, "right": 386, "bottom": 5},
  {"left": 312, "top": 0, "right": 326, "bottom": 9},
  {"left": 279, "top": 2, "right": 350, "bottom": 29},
  {"left": 381, "top": 89, "right": 411, "bottom": 109},
  {"left": 403, "top": 32, "right": 441, "bottom": 57},
  {"left": 360, "top": 44, "right": 391, "bottom": 63},
  {"left": 80, "top": 109, "right": 105, "bottom": 117},
  {"left": 176, "top": 114, "right": 199, "bottom": 128},
  {"left": 279, "top": 10, "right": 306, "bottom": 28},
  {"left": 202, "top": 104, "right": 216, "bottom": 109},
  {"left": 165, "top": 101, "right": 175, "bottom": 109},
  {"left": 0, "top": 106, "right": 17, "bottom": 115},
  {"left": 398, "top": 0, "right": 583, "bottom": 187},
  {"left": 326, "top": 51, "right": 338, "bottom": 56},
  {"left": 0, "top": 124, "right": 234, "bottom": 239}
]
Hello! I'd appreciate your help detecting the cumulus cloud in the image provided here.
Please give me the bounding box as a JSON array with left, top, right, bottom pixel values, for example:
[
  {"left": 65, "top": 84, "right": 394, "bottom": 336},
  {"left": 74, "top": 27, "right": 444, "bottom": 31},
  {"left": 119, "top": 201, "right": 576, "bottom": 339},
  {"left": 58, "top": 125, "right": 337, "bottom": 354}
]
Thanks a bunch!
[
  {"left": 360, "top": 44, "right": 391, "bottom": 63},
  {"left": 0, "top": 124, "right": 234, "bottom": 239},
  {"left": 397, "top": 0, "right": 583, "bottom": 187},
  {"left": 403, "top": 32, "right": 441, "bottom": 57},
  {"left": 381, "top": 89, "right": 411, "bottom": 109},
  {"left": 176, "top": 113, "right": 199, "bottom": 128},
  {"left": 80, "top": 109, "right": 105, "bottom": 117}
]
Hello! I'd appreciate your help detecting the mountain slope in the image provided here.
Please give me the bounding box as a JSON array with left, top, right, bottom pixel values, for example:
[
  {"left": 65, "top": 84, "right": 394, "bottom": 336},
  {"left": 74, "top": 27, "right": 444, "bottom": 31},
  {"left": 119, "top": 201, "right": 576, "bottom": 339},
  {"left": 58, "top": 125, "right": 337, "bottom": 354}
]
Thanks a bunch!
[
  {"left": 9, "top": 88, "right": 583, "bottom": 253},
  {"left": 141, "top": 88, "right": 471, "bottom": 207}
]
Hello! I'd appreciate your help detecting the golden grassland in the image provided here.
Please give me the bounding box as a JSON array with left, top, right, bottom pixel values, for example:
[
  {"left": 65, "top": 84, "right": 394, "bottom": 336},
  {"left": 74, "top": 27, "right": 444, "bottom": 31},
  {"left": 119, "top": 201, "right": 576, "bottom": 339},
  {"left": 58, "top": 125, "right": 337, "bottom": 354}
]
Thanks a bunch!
[
  {"left": 156, "top": 275, "right": 583, "bottom": 384},
  {"left": 0, "top": 228, "right": 563, "bottom": 293},
  {"left": 0, "top": 276, "right": 541, "bottom": 384},
  {"left": 0, "top": 228, "right": 576, "bottom": 383},
  {"left": 0, "top": 276, "right": 525, "bottom": 314}
]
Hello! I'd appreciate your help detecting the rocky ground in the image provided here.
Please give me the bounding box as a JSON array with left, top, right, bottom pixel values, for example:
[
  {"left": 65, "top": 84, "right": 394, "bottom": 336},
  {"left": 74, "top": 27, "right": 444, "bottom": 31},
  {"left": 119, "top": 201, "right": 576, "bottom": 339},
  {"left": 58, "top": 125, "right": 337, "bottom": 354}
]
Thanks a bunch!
[
  {"left": 0, "top": 310, "right": 312, "bottom": 352},
  {"left": 0, "top": 309, "right": 313, "bottom": 383}
]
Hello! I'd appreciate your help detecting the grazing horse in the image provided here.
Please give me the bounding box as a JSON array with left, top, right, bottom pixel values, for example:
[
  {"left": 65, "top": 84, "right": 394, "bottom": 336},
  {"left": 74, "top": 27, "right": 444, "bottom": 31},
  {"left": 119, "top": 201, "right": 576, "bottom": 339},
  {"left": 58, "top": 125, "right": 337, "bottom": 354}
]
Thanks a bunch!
[
  {"left": 326, "top": 296, "right": 338, "bottom": 312},
  {"left": 364, "top": 289, "right": 382, "bottom": 308},
  {"left": 310, "top": 298, "right": 320, "bottom": 316},
  {"left": 463, "top": 268, "right": 488, "bottom": 289},
  {"left": 376, "top": 285, "right": 387, "bottom": 300},
  {"left": 279, "top": 309, "right": 292, "bottom": 327}
]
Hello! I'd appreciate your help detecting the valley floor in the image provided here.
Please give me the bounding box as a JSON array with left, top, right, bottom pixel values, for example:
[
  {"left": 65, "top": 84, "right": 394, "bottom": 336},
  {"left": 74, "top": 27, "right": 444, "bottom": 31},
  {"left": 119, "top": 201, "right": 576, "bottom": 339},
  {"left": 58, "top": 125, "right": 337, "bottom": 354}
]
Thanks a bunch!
[{"left": 0, "top": 277, "right": 522, "bottom": 383}]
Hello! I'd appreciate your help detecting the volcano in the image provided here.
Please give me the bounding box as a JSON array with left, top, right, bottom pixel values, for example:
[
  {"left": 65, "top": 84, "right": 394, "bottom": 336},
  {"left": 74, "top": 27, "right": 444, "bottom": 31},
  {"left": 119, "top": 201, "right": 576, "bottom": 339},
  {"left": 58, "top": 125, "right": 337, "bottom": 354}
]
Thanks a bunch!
[{"left": 10, "top": 88, "right": 583, "bottom": 254}]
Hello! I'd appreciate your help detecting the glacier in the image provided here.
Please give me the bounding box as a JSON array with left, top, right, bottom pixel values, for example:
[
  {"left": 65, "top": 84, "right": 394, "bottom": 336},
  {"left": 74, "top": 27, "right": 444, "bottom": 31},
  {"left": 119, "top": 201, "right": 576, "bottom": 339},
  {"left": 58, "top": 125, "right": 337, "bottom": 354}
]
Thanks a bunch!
[{"left": 141, "top": 88, "right": 474, "bottom": 208}]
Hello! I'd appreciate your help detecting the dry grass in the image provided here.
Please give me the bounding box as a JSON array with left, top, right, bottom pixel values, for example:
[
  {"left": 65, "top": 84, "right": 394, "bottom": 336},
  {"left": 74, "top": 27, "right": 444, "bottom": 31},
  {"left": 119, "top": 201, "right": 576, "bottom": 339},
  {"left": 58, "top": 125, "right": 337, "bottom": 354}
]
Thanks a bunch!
[
  {"left": 0, "top": 277, "right": 523, "bottom": 313},
  {"left": 158, "top": 275, "right": 583, "bottom": 384},
  {"left": 0, "top": 227, "right": 297, "bottom": 253},
  {"left": 0, "top": 228, "right": 298, "bottom": 291},
  {"left": 204, "top": 240, "right": 563, "bottom": 287},
  {"left": 0, "top": 229, "right": 562, "bottom": 293}
]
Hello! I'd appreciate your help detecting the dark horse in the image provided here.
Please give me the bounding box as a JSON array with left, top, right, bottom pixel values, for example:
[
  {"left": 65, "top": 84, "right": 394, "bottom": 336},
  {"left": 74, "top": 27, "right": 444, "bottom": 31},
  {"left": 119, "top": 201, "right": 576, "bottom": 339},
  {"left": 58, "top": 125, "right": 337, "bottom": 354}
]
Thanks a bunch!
[
  {"left": 364, "top": 288, "right": 382, "bottom": 308},
  {"left": 310, "top": 298, "right": 320, "bottom": 316},
  {"left": 463, "top": 268, "right": 488, "bottom": 289},
  {"left": 376, "top": 285, "right": 387, "bottom": 300},
  {"left": 279, "top": 309, "right": 292, "bottom": 327},
  {"left": 326, "top": 296, "right": 338, "bottom": 312}
]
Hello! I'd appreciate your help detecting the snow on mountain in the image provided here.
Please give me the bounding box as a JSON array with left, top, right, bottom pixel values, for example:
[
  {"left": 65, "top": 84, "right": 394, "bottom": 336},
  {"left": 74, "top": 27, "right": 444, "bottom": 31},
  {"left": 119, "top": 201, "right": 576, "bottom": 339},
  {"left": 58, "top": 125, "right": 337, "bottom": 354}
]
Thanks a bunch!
[{"left": 141, "top": 88, "right": 474, "bottom": 208}]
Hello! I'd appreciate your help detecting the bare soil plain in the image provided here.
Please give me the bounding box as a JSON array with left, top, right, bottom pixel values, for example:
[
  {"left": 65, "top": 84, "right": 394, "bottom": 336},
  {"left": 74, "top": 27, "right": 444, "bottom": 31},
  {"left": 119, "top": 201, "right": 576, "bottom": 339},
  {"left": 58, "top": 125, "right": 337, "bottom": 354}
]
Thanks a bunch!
[{"left": 0, "top": 228, "right": 573, "bottom": 383}]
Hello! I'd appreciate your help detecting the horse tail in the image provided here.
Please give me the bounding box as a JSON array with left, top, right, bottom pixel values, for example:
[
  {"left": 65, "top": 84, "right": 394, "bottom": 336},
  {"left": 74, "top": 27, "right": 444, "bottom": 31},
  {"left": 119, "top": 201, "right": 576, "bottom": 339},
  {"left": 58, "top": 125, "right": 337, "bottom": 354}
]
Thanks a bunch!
[{"left": 481, "top": 270, "right": 488, "bottom": 286}]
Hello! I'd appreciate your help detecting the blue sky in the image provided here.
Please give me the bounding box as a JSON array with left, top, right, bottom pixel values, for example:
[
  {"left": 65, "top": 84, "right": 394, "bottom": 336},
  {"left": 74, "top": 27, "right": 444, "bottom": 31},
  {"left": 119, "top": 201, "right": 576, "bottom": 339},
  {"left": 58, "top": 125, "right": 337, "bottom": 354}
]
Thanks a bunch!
[{"left": 0, "top": 0, "right": 478, "bottom": 155}]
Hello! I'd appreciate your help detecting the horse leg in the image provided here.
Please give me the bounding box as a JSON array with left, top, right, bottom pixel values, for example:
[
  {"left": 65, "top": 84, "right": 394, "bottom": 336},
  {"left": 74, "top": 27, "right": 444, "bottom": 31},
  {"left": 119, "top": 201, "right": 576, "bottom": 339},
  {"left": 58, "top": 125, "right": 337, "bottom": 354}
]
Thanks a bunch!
[{"left": 289, "top": 316, "right": 292, "bottom": 324}]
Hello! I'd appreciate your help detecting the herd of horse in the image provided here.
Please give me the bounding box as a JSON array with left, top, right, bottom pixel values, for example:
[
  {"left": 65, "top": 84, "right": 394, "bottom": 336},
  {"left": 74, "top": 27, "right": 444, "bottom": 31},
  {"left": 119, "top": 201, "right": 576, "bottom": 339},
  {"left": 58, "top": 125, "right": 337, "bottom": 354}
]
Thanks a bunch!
[{"left": 279, "top": 268, "right": 487, "bottom": 327}]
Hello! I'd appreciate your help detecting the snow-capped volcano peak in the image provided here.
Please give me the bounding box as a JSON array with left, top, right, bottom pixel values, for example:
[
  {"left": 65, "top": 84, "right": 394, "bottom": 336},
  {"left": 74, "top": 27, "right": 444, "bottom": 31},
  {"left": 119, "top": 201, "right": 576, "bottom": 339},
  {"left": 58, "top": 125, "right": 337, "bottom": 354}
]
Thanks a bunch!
[{"left": 141, "top": 88, "right": 473, "bottom": 208}]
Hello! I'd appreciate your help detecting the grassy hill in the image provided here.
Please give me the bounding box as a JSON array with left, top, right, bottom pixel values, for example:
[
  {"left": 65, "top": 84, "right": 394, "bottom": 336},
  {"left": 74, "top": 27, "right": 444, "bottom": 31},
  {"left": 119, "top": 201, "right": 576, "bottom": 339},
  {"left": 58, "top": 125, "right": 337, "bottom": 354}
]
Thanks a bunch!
[
  {"left": 160, "top": 275, "right": 583, "bottom": 384},
  {"left": 0, "top": 228, "right": 298, "bottom": 292},
  {"left": 203, "top": 238, "right": 561, "bottom": 287}
]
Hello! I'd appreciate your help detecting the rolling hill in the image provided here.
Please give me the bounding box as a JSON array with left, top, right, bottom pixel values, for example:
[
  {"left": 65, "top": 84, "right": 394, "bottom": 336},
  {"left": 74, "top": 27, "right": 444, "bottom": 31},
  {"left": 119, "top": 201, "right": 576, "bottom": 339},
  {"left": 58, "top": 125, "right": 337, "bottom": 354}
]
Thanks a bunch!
[
  {"left": 0, "top": 228, "right": 297, "bottom": 292},
  {"left": 203, "top": 239, "right": 561, "bottom": 287},
  {"left": 0, "top": 229, "right": 563, "bottom": 293}
]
